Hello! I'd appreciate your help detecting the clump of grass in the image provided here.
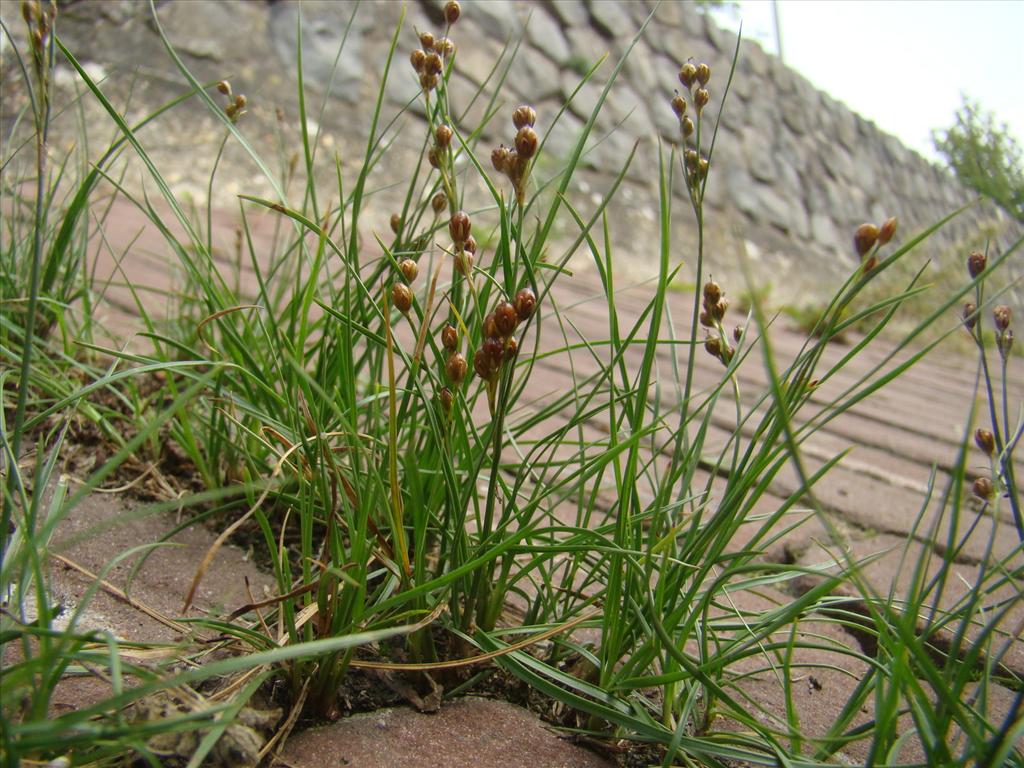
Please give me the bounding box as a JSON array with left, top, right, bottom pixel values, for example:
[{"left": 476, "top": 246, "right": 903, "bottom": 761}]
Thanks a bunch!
[{"left": 2, "top": 1, "right": 1021, "bottom": 766}]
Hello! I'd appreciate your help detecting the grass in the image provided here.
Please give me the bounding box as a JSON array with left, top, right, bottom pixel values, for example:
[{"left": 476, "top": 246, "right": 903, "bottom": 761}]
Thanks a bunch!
[{"left": 2, "top": 1, "right": 1022, "bottom": 766}]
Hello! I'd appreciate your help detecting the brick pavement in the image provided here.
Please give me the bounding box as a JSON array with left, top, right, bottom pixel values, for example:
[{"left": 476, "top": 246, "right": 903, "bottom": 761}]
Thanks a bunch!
[{"left": 76, "top": 198, "right": 1022, "bottom": 762}]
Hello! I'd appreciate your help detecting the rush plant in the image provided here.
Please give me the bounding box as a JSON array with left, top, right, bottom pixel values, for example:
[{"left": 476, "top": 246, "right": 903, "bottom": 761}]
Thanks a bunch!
[{"left": 1, "top": 1, "right": 1020, "bottom": 766}]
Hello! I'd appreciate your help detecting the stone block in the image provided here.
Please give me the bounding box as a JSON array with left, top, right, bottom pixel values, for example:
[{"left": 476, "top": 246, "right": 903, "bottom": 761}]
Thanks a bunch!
[
  {"left": 473, "top": 0, "right": 524, "bottom": 40},
  {"left": 564, "top": 24, "right": 608, "bottom": 69},
  {"left": 542, "top": 0, "right": 589, "bottom": 28},
  {"left": 526, "top": 5, "right": 570, "bottom": 63},
  {"left": 587, "top": 0, "right": 635, "bottom": 38}
]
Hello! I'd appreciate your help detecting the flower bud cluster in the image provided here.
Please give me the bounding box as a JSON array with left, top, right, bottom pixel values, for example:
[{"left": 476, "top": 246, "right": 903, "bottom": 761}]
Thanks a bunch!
[
  {"left": 967, "top": 250, "right": 986, "bottom": 278},
  {"left": 392, "top": 282, "right": 413, "bottom": 314},
  {"left": 851, "top": 216, "right": 897, "bottom": 272},
  {"left": 410, "top": 20, "right": 457, "bottom": 92},
  {"left": 443, "top": 321, "right": 468, "bottom": 386},
  {"left": 448, "top": 211, "right": 476, "bottom": 276},
  {"left": 972, "top": 429, "right": 999, "bottom": 503},
  {"left": 962, "top": 302, "right": 978, "bottom": 332},
  {"left": 699, "top": 281, "right": 734, "bottom": 365},
  {"left": 429, "top": 123, "right": 454, "bottom": 169},
  {"left": 684, "top": 148, "right": 709, "bottom": 183},
  {"left": 443, "top": 1, "right": 461, "bottom": 25},
  {"left": 217, "top": 80, "right": 248, "bottom": 123},
  {"left": 22, "top": 0, "right": 55, "bottom": 61},
  {"left": 972, "top": 477, "right": 993, "bottom": 501},
  {"left": 670, "top": 61, "right": 712, "bottom": 194},
  {"left": 676, "top": 60, "right": 711, "bottom": 116},
  {"left": 961, "top": 249, "right": 1015, "bottom": 359},
  {"left": 994, "top": 304, "right": 1014, "bottom": 360},
  {"left": 492, "top": 106, "right": 539, "bottom": 205},
  {"left": 974, "top": 428, "right": 995, "bottom": 457},
  {"left": 472, "top": 289, "right": 536, "bottom": 383}
]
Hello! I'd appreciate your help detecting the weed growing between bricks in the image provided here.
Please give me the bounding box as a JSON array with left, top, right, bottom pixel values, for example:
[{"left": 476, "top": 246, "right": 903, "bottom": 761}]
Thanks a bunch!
[{"left": 2, "top": 1, "right": 1021, "bottom": 766}]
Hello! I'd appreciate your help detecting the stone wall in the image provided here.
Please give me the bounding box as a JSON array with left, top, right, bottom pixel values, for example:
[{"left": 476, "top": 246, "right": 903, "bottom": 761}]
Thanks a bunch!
[
  {"left": 399, "top": 0, "right": 1020, "bottom": 299},
  {"left": 12, "top": 0, "right": 1019, "bottom": 305}
]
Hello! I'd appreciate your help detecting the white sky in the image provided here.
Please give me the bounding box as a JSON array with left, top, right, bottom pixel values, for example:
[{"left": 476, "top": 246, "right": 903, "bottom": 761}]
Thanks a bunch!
[{"left": 710, "top": 0, "right": 1024, "bottom": 163}]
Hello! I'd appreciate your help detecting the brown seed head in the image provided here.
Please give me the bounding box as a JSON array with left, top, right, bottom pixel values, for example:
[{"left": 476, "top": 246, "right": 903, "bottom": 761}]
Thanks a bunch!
[
  {"left": 972, "top": 476, "right": 993, "bottom": 500},
  {"left": 482, "top": 337, "right": 504, "bottom": 367},
  {"left": 464, "top": 235, "right": 478, "bottom": 255},
  {"left": 967, "top": 250, "right": 986, "bottom": 278},
  {"left": 963, "top": 302, "right": 978, "bottom": 331},
  {"left": 392, "top": 283, "right": 413, "bottom": 314},
  {"left": 681, "top": 116, "right": 694, "bottom": 137},
  {"left": 217, "top": 80, "right": 232, "bottom": 95},
  {"left": 420, "top": 72, "right": 440, "bottom": 91},
  {"left": 993, "top": 305, "right": 1012, "bottom": 332},
  {"left": 515, "top": 126, "right": 538, "bottom": 160},
  {"left": 410, "top": 49, "right": 426, "bottom": 72},
  {"left": 23, "top": 0, "right": 38, "bottom": 24},
  {"left": 703, "top": 281, "right": 722, "bottom": 306},
  {"left": 699, "top": 310, "right": 713, "bottom": 328},
  {"left": 494, "top": 300, "right": 518, "bottom": 336},
  {"left": 234, "top": 94, "right": 247, "bottom": 110},
  {"left": 441, "top": 324, "right": 458, "bottom": 351},
  {"left": 694, "top": 88, "right": 710, "bottom": 109},
  {"left": 399, "top": 258, "right": 419, "bottom": 283},
  {"left": 424, "top": 52, "right": 444, "bottom": 75},
  {"left": 679, "top": 62, "right": 697, "bottom": 89},
  {"left": 472, "top": 348, "right": 489, "bottom": 379},
  {"left": 390, "top": 213, "right": 402, "bottom": 234},
  {"left": 685, "top": 149, "right": 699, "bottom": 172},
  {"left": 711, "top": 298, "right": 728, "bottom": 321},
  {"left": 974, "top": 428, "right": 996, "bottom": 457},
  {"left": 483, "top": 312, "right": 499, "bottom": 340},
  {"left": 435, "top": 37, "right": 456, "bottom": 57},
  {"left": 428, "top": 147, "right": 441, "bottom": 169},
  {"left": 419, "top": 31, "right": 435, "bottom": 50},
  {"left": 733, "top": 325, "right": 744, "bottom": 342},
  {"left": 435, "top": 123, "right": 453, "bottom": 149},
  {"left": 440, "top": 387, "right": 454, "bottom": 412},
  {"left": 698, "top": 157, "right": 709, "bottom": 179},
  {"left": 512, "top": 105, "right": 537, "bottom": 129},
  {"left": 853, "top": 223, "right": 879, "bottom": 257},
  {"left": 475, "top": 339, "right": 504, "bottom": 379},
  {"left": 504, "top": 337, "right": 519, "bottom": 360},
  {"left": 704, "top": 336, "right": 722, "bottom": 359},
  {"left": 446, "top": 352, "right": 468, "bottom": 384},
  {"left": 432, "top": 191, "right": 447, "bottom": 214},
  {"left": 492, "top": 145, "right": 511, "bottom": 173},
  {"left": 671, "top": 92, "right": 687, "bottom": 118},
  {"left": 878, "top": 216, "right": 898, "bottom": 245},
  {"left": 514, "top": 288, "right": 536, "bottom": 321},
  {"left": 696, "top": 62, "right": 711, "bottom": 86},
  {"left": 444, "top": 0, "right": 461, "bottom": 25},
  {"left": 449, "top": 210, "right": 471, "bottom": 246}
]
